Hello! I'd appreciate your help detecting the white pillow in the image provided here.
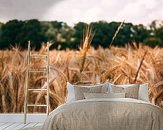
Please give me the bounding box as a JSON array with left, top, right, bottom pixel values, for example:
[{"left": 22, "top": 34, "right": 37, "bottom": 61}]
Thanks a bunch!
[
  {"left": 66, "top": 82, "right": 75, "bottom": 103},
  {"left": 138, "top": 83, "right": 149, "bottom": 102},
  {"left": 84, "top": 92, "right": 126, "bottom": 99},
  {"left": 66, "top": 82, "right": 110, "bottom": 103}
]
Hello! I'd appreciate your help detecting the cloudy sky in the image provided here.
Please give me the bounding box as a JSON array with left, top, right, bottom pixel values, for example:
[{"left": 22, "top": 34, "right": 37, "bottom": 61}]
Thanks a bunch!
[{"left": 0, "top": 0, "right": 162, "bottom": 26}]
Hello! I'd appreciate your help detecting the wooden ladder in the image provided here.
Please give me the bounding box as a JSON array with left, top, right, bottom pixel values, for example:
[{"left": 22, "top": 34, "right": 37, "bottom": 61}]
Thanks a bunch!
[{"left": 24, "top": 42, "right": 50, "bottom": 124}]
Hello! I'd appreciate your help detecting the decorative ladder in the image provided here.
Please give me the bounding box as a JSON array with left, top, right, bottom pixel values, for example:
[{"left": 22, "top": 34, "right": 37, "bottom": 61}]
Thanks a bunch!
[{"left": 24, "top": 42, "right": 50, "bottom": 124}]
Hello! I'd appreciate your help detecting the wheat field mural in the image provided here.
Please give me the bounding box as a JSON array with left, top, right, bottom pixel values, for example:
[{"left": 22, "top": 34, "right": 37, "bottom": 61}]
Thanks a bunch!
[{"left": 0, "top": 43, "right": 163, "bottom": 113}]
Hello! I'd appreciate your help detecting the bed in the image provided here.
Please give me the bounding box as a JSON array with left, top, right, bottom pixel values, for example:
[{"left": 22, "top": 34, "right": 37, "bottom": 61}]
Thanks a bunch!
[{"left": 33, "top": 82, "right": 163, "bottom": 130}]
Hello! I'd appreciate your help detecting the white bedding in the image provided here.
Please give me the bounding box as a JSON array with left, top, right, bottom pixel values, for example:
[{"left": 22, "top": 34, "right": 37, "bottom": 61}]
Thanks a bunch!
[{"left": 40, "top": 98, "right": 163, "bottom": 130}]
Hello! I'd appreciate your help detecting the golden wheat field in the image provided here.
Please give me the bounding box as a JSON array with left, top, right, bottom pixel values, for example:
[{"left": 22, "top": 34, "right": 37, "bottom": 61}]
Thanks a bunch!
[{"left": 0, "top": 43, "right": 163, "bottom": 113}]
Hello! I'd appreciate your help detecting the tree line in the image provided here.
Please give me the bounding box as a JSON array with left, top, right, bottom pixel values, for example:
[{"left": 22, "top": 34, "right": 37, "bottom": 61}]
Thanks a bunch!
[{"left": 0, "top": 19, "right": 162, "bottom": 50}]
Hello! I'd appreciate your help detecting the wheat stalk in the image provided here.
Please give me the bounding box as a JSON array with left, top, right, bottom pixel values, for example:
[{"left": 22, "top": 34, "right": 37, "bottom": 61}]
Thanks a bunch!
[
  {"left": 80, "top": 25, "right": 95, "bottom": 73},
  {"left": 109, "top": 20, "right": 125, "bottom": 48},
  {"left": 134, "top": 51, "right": 148, "bottom": 83}
]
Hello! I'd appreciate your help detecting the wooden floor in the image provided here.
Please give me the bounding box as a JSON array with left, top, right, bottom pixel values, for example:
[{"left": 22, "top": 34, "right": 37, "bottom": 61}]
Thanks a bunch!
[
  {"left": 0, "top": 114, "right": 46, "bottom": 130},
  {"left": 0, "top": 122, "right": 43, "bottom": 130}
]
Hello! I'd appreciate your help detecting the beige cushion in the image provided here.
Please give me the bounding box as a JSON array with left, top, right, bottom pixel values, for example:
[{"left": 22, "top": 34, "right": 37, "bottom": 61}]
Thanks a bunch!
[
  {"left": 74, "top": 85, "right": 102, "bottom": 100},
  {"left": 110, "top": 84, "right": 139, "bottom": 99},
  {"left": 66, "top": 82, "right": 110, "bottom": 103},
  {"left": 110, "top": 83, "right": 149, "bottom": 102},
  {"left": 84, "top": 92, "right": 126, "bottom": 99}
]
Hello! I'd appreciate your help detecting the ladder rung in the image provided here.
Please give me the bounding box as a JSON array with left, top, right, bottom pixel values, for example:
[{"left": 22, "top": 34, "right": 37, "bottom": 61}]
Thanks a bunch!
[
  {"left": 27, "top": 104, "right": 47, "bottom": 107},
  {"left": 29, "top": 69, "right": 48, "bottom": 72},
  {"left": 28, "top": 88, "right": 47, "bottom": 91}
]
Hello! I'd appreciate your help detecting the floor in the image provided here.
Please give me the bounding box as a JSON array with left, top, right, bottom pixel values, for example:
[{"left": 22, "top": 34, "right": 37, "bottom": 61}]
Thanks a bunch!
[
  {"left": 0, "top": 122, "right": 43, "bottom": 130},
  {"left": 0, "top": 114, "right": 46, "bottom": 130}
]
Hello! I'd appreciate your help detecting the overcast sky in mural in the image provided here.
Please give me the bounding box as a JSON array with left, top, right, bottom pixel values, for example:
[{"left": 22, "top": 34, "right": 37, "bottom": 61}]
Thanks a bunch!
[{"left": 0, "top": 0, "right": 162, "bottom": 25}]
